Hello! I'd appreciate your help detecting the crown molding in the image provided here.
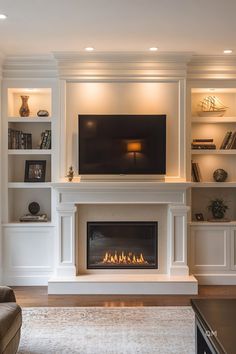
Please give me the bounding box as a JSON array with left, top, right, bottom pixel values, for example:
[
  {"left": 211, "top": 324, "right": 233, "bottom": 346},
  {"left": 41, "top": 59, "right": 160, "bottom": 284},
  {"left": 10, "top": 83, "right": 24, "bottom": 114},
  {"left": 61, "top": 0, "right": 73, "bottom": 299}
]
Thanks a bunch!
[
  {"left": 3, "top": 52, "right": 236, "bottom": 81},
  {"left": 188, "top": 55, "right": 236, "bottom": 79},
  {"left": 2, "top": 55, "right": 57, "bottom": 78},
  {"left": 53, "top": 51, "right": 193, "bottom": 81},
  {"left": 0, "top": 52, "right": 5, "bottom": 79}
]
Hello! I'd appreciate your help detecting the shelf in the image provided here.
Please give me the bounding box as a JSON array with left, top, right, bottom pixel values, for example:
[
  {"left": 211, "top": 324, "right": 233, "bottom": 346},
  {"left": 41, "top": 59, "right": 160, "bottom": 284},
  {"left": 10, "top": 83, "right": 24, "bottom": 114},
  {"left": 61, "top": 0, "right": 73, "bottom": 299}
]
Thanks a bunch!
[
  {"left": 192, "top": 149, "right": 236, "bottom": 155},
  {"left": 8, "top": 182, "right": 51, "bottom": 189},
  {"left": 8, "top": 117, "right": 52, "bottom": 123},
  {"left": 192, "top": 116, "right": 236, "bottom": 124},
  {"left": 191, "top": 182, "right": 236, "bottom": 188},
  {"left": 2, "top": 222, "right": 54, "bottom": 227},
  {"left": 189, "top": 221, "right": 236, "bottom": 226},
  {"left": 8, "top": 149, "right": 52, "bottom": 155}
]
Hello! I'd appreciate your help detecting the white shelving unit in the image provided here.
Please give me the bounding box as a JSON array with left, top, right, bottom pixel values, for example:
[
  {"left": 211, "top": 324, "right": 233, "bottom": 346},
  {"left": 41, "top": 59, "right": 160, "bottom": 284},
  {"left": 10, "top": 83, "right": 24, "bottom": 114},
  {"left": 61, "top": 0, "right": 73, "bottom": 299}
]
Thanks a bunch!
[
  {"left": 1, "top": 80, "right": 58, "bottom": 285},
  {"left": 189, "top": 86, "right": 236, "bottom": 284}
]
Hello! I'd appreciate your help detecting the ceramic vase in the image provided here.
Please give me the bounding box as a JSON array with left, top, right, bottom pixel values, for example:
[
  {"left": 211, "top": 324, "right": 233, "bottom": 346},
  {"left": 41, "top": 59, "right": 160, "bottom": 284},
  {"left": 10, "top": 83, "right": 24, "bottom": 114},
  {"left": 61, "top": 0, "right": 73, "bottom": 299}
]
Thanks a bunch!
[{"left": 19, "top": 95, "right": 30, "bottom": 117}]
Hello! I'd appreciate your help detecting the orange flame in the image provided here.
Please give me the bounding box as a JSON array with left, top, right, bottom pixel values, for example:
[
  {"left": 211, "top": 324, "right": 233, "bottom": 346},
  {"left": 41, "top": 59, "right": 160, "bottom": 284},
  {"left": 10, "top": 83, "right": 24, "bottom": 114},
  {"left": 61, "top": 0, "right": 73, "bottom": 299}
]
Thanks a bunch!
[{"left": 102, "top": 251, "right": 148, "bottom": 265}]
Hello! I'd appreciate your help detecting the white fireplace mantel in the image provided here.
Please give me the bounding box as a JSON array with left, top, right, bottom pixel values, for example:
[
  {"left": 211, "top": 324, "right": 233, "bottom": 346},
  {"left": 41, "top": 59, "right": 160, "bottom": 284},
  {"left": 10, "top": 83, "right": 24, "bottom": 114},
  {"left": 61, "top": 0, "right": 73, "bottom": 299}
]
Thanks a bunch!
[{"left": 49, "top": 181, "right": 197, "bottom": 294}]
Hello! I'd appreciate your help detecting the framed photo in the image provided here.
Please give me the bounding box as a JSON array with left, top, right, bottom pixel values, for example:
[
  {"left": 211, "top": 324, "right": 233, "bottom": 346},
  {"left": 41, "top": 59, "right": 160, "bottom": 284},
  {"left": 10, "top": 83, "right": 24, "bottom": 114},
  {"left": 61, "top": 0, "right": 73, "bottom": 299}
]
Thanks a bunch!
[
  {"left": 24, "top": 160, "right": 46, "bottom": 182},
  {"left": 195, "top": 213, "right": 204, "bottom": 221}
]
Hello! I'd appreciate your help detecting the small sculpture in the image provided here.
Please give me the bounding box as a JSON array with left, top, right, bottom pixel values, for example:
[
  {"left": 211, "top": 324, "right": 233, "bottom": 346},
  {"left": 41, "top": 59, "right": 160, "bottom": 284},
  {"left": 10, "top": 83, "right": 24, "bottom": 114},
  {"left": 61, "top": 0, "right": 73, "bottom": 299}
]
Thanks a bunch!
[
  {"left": 197, "top": 96, "right": 228, "bottom": 117},
  {"left": 213, "top": 169, "right": 228, "bottom": 182},
  {"left": 66, "top": 166, "right": 74, "bottom": 182}
]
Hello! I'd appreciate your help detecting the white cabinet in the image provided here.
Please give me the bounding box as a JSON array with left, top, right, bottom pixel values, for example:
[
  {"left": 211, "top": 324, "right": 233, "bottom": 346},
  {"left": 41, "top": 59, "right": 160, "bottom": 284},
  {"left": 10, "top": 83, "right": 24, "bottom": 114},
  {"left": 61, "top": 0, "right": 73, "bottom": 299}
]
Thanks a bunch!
[
  {"left": 3, "top": 225, "right": 55, "bottom": 285},
  {"left": 190, "top": 224, "right": 236, "bottom": 284}
]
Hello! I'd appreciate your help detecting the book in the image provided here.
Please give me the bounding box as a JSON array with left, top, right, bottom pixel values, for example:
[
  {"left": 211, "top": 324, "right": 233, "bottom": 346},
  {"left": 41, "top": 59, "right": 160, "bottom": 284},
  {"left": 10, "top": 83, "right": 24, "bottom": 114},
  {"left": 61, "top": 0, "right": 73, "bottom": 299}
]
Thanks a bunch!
[
  {"left": 192, "top": 144, "right": 216, "bottom": 149},
  {"left": 192, "top": 162, "right": 201, "bottom": 182},
  {"left": 225, "top": 131, "right": 236, "bottom": 149},
  {"left": 220, "top": 131, "right": 232, "bottom": 149},
  {"left": 192, "top": 139, "right": 214, "bottom": 142},
  {"left": 8, "top": 129, "right": 32, "bottom": 149},
  {"left": 19, "top": 214, "right": 48, "bottom": 222},
  {"left": 229, "top": 132, "right": 236, "bottom": 149}
]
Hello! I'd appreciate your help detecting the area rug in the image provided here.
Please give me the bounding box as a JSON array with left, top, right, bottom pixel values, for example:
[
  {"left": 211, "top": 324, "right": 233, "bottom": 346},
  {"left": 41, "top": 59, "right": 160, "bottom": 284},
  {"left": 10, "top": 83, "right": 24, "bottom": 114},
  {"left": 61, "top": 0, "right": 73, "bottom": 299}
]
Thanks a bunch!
[{"left": 18, "top": 307, "right": 195, "bottom": 354}]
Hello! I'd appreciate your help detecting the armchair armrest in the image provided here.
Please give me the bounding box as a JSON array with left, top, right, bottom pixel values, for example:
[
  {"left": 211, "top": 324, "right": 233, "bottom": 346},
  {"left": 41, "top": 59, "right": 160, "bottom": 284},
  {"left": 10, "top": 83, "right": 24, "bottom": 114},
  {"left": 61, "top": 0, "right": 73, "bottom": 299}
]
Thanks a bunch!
[{"left": 0, "top": 286, "right": 16, "bottom": 303}]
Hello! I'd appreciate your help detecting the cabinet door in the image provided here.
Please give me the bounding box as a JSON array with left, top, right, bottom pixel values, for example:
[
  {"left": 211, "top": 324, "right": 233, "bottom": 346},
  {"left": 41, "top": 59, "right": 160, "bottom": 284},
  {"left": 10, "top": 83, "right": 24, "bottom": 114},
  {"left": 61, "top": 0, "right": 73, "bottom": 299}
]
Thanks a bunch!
[
  {"left": 190, "top": 226, "right": 230, "bottom": 272},
  {"left": 231, "top": 228, "right": 236, "bottom": 270}
]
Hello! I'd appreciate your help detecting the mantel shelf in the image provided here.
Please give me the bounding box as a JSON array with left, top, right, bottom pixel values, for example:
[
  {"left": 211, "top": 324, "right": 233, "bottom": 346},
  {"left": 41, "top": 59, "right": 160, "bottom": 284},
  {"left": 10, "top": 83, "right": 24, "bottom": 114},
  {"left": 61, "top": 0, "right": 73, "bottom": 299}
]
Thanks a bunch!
[
  {"left": 192, "top": 116, "right": 236, "bottom": 124},
  {"left": 8, "top": 149, "right": 52, "bottom": 155},
  {"left": 191, "top": 149, "right": 236, "bottom": 155}
]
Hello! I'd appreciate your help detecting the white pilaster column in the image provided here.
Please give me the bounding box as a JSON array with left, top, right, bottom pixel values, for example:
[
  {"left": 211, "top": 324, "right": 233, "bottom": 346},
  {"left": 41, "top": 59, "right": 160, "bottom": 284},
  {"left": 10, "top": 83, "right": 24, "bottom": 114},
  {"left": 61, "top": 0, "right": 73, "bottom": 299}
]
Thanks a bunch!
[
  {"left": 167, "top": 204, "right": 190, "bottom": 276},
  {"left": 55, "top": 203, "right": 77, "bottom": 276}
]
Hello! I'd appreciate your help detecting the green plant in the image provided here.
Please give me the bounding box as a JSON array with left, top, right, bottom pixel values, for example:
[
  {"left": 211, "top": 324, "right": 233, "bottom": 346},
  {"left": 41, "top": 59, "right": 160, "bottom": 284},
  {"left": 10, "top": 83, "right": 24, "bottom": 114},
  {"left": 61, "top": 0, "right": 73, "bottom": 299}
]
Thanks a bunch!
[{"left": 207, "top": 198, "right": 228, "bottom": 219}]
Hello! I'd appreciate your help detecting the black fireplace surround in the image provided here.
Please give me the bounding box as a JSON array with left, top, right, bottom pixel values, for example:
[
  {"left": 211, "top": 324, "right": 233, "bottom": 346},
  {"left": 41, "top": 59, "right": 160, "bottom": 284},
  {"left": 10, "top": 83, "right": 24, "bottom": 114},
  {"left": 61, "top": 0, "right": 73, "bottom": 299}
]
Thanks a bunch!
[{"left": 87, "top": 221, "right": 158, "bottom": 269}]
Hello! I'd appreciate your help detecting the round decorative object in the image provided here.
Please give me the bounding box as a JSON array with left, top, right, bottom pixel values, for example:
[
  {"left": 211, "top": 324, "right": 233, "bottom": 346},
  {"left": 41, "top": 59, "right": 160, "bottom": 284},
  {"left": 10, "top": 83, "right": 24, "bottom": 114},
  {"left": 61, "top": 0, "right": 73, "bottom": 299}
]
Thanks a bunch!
[
  {"left": 37, "top": 110, "right": 49, "bottom": 117},
  {"left": 28, "top": 202, "right": 40, "bottom": 215},
  {"left": 213, "top": 169, "right": 228, "bottom": 182}
]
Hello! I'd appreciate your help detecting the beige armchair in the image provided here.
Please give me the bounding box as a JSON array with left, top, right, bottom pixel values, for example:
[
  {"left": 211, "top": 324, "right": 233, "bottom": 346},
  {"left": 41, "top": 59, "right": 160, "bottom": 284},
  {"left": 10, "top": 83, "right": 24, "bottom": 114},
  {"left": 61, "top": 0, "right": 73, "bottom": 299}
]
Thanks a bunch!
[{"left": 0, "top": 287, "right": 22, "bottom": 354}]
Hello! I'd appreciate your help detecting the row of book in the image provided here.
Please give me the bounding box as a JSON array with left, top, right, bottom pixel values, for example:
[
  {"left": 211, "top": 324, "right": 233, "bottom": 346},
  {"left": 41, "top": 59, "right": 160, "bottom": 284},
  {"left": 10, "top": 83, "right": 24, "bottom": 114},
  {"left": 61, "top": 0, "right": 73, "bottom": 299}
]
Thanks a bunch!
[
  {"left": 192, "top": 161, "right": 202, "bottom": 182},
  {"left": 220, "top": 131, "right": 236, "bottom": 149},
  {"left": 8, "top": 129, "right": 32, "bottom": 149},
  {"left": 40, "top": 130, "right": 51, "bottom": 149},
  {"left": 191, "top": 139, "right": 216, "bottom": 150}
]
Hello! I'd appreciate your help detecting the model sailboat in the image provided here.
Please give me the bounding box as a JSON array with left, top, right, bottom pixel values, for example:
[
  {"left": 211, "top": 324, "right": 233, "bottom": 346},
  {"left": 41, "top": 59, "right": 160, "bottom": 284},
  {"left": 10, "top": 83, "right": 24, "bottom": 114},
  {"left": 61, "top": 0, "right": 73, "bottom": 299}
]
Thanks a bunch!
[{"left": 198, "top": 96, "right": 228, "bottom": 117}]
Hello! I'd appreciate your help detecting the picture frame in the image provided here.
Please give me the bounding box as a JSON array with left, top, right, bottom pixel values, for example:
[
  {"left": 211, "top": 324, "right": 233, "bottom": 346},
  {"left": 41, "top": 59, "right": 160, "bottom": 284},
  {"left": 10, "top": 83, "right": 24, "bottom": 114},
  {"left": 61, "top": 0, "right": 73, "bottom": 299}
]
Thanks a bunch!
[
  {"left": 24, "top": 160, "right": 46, "bottom": 182},
  {"left": 195, "top": 213, "right": 204, "bottom": 221}
]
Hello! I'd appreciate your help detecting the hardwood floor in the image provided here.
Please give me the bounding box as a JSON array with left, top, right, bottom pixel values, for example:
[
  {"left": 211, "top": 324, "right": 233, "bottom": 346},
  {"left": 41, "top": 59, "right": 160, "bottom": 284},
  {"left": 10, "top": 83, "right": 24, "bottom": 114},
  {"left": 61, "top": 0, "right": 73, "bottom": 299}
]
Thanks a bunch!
[{"left": 13, "top": 286, "right": 236, "bottom": 307}]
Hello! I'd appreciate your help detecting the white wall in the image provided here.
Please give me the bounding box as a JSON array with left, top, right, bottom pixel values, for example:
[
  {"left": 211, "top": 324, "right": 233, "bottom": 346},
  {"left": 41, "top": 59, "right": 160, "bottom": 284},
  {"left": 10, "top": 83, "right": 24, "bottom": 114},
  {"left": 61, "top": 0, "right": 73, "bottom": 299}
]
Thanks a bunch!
[{"left": 66, "top": 82, "right": 180, "bottom": 177}]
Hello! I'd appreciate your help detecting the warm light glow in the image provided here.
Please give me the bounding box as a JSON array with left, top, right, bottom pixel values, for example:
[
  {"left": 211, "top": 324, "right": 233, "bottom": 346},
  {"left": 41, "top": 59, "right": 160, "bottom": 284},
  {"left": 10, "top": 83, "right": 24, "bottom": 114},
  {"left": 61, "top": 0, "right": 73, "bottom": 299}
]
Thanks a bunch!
[
  {"left": 0, "top": 14, "right": 7, "bottom": 20},
  {"left": 85, "top": 47, "right": 95, "bottom": 51},
  {"left": 224, "top": 49, "right": 233, "bottom": 54},
  {"left": 102, "top": 251, "right": 148, "bottom": 265},
  {"left": 127, "top": 141, "right": 142, "bottom": 153},
  {"left": 149, "top": 47, "right": 158, "bottom": 51}
]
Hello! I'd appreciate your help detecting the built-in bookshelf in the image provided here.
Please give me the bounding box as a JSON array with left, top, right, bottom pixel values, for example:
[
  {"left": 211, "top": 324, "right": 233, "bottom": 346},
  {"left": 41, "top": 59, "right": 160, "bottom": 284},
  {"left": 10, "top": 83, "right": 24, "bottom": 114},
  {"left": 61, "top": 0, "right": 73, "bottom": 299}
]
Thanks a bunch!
[
  {"left": 3, "top": 86, "right": 54, "bottom": 224},
  {"left": 190, "top": 87, "right": 236, "bottom": 223}
]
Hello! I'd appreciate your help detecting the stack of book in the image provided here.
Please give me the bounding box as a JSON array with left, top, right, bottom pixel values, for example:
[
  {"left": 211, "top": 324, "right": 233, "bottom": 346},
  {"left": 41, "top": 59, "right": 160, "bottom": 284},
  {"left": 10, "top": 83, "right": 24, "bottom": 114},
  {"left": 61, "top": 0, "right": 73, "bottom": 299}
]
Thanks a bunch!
[
  {"left": 220, "top": 131, "right": 236, "bottom": 149},
  {"left": 8, "top": 129, "right": 32, "bottom": 149},
  {"left": 40, "top": 130, "right": 51, "bottom": 149},
  {"left": 192, "top": 139, "right": 216, "bottom": 150},
  {"left": 19, "top": 214, "right": 48, "bottom": 222},
  {"left": 192, "top": 161, "right": 202, "bottom": 182}
]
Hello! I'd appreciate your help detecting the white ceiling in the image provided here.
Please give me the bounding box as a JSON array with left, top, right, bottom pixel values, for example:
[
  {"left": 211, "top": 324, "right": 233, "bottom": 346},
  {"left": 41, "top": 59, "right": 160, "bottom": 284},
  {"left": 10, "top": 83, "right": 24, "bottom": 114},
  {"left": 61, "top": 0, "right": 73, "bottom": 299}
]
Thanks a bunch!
[{"left": 0, "top": 0, "right": 235, "bottom": 56}]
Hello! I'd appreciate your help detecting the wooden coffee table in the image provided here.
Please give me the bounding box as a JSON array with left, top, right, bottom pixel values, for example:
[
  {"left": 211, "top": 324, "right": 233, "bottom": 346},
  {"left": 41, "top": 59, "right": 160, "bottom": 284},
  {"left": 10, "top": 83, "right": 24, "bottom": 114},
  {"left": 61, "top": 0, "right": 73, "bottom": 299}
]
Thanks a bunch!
[{"left": 191, "top": 299, "right": 236, "bottom": 354}]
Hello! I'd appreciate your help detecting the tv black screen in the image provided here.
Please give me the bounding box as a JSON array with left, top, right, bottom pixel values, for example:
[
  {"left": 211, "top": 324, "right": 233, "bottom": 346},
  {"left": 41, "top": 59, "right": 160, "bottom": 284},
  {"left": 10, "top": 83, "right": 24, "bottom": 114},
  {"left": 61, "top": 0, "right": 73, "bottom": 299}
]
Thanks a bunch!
[{"left": 78, "top": 114, "right": 166, "bottom": 175}]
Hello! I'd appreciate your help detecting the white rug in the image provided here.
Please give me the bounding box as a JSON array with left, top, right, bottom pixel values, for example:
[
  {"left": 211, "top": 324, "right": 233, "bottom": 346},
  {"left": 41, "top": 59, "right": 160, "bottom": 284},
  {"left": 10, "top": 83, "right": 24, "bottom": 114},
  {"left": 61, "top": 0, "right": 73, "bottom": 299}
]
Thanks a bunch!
[{"left": 18, "top": 307, "right": 195, "bottom": 354}]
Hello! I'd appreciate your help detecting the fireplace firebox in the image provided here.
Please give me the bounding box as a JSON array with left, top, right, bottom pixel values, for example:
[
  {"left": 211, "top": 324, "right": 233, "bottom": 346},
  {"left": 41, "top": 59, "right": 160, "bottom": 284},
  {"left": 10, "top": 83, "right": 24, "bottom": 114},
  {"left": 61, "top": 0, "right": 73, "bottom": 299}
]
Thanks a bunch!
[{"left": 87, "top": 221, "right": 158, "bottom": 269}]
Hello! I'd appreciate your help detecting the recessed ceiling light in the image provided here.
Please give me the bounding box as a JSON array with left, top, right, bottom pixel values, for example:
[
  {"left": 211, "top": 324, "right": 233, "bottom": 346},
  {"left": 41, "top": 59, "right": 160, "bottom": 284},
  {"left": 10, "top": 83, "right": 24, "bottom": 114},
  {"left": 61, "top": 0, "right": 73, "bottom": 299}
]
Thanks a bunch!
[
  {"left": 0, "top": 13, "right": 7, "bottom": 20},
  {"left": 85, "top": 47, "right": 95, "bottom": 52},
  {"left": 149, "top": 47, "right": 158, "bottom": 52},
  {"left": 224, "top": 49, "right": 233, "bottom": 54}
]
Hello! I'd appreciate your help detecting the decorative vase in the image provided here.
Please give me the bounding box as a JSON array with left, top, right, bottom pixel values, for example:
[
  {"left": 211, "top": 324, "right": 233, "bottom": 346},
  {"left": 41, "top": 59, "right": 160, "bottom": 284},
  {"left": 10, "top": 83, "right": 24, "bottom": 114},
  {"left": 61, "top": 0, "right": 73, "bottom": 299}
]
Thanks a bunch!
[{"left": 19, "top": 95, "right": 30, "bottom": 117}]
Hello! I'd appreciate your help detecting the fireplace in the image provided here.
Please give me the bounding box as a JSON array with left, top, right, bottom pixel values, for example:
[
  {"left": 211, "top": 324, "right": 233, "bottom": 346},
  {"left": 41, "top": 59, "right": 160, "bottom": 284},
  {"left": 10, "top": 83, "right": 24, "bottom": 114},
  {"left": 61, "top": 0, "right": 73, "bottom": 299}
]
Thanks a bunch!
[{"left": 87, "top": 221, "right": 158, "bottom": 269}]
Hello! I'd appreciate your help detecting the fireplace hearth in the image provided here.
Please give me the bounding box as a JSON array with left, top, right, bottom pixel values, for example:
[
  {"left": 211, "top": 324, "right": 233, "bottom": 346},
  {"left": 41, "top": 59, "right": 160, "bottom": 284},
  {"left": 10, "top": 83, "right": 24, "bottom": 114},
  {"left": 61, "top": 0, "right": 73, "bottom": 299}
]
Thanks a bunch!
[{"left": 87, "top": 221, "right": 158, "bottom": 269}]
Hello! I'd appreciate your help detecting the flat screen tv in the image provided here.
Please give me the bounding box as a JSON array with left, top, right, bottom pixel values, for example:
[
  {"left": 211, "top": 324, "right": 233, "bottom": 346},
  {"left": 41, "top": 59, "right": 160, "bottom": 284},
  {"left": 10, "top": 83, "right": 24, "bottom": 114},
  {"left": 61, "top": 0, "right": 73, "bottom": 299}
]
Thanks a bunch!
[{"left": 78, "top": 114, "right": 166, "bottom": 175}]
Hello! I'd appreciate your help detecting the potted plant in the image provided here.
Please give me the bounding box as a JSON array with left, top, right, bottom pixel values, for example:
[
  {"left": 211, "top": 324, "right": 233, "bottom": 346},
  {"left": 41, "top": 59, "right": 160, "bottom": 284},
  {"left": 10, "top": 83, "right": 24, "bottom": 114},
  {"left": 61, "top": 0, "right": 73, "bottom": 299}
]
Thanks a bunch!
[{"left": 207, "top": 198, "right": 228, "bottom": 220}]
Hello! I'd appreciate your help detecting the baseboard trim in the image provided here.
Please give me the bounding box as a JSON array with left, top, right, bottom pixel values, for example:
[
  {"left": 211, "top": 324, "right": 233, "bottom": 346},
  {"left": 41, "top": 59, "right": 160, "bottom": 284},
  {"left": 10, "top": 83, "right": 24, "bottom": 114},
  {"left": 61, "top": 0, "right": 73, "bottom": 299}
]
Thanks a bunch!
[{"left": 195, "top": 274, "right": 236, "bottom": 285}]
